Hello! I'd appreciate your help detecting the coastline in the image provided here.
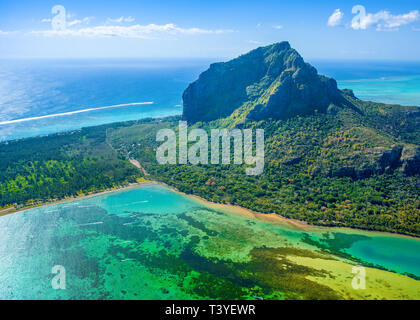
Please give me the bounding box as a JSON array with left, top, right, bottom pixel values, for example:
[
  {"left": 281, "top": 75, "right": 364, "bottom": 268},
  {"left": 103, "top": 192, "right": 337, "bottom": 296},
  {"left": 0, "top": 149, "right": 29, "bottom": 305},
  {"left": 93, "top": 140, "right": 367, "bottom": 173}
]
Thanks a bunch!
[
  {"left": 160, "top": 182, "right": 310, "bottom": 230},
  {"left": 0, "top": 180, "right": 159, "bottom": 218},
  {"left": 1, "top": 178, "right": 419, "bottom": 240},
  {"left": 1, "top": 180, "right": 419, "bottom": 299},
  {"left": 160, "top": 182, "right": 420, "bottom": 241}
]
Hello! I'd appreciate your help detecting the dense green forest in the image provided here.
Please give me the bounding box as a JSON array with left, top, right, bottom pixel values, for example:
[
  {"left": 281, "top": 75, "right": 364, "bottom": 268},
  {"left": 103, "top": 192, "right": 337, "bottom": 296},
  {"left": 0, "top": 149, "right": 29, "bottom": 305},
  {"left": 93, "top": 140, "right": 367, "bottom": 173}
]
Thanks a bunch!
[
  {"left": 106, "top": 104, "right": 419, "bottom": 236},
  {"left": 0, "top": 123, "right": 145, "bottom": 210}
]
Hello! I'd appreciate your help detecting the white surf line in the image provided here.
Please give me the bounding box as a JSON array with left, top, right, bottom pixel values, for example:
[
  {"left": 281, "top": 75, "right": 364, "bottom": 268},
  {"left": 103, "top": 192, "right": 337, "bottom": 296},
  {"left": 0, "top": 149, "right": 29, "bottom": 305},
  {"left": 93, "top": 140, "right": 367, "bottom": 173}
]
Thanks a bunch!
[
  {"left": 0, "top": 102, "right": 154, "bottom": 126},
  {"left": 76, "top": 221, "right": 104, "bottom": 227}
]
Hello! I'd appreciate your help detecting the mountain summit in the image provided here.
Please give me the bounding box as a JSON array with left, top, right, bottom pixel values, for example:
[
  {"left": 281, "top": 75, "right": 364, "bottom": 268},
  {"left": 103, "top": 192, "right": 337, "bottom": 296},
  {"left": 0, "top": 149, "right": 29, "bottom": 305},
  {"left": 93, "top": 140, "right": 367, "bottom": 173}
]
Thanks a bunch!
[{"left": 183, "top": 42, "right": 349, "bottom": 123}]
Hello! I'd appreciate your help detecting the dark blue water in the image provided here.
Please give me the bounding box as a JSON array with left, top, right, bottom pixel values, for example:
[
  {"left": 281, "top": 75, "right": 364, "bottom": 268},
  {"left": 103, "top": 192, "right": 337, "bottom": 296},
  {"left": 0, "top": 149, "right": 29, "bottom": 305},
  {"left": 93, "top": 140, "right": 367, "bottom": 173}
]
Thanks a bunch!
[{"left": 0, "top": 59, "right": 211, "bottom": 141}]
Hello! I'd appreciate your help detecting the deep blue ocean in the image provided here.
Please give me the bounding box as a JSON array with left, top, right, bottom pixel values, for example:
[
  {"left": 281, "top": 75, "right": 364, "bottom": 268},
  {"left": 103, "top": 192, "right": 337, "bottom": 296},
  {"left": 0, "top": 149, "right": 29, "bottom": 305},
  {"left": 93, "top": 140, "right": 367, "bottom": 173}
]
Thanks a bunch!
[
  {"left": 0, "top": 58, "right": 419, "bottom": 142},
  {"left": 0, "top": 59, "right": 210, "bottom": 141}
]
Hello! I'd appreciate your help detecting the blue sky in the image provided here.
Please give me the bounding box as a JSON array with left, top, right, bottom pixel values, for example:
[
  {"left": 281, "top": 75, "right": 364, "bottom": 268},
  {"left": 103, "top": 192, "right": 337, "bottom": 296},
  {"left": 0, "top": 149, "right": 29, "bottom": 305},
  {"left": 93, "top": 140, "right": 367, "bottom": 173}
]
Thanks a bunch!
[{"left": 0, "top": 0, "right": 419, "bottom": 60}]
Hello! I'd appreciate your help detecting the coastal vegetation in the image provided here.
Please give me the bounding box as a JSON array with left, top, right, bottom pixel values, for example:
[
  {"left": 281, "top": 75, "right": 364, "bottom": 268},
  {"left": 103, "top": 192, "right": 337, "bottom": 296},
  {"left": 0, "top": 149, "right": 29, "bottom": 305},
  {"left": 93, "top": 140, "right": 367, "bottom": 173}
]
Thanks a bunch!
[
  {"left": 111, "top": 114, "right": 420, "bottom": 237},
  {"left": 0, "top": 124, "right": 144, "bottom": 210}
]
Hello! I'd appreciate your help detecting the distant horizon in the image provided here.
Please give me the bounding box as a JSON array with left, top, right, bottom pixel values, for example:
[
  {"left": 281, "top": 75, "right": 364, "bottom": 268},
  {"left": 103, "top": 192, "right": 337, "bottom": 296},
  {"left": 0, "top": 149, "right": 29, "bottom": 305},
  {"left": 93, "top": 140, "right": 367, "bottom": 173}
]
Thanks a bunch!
[
  {"left": 1, "top": 42, "right": 420, "bottom": 62},
  {"left": 1, "top": 55, "right": 420, "bottom": 63}
]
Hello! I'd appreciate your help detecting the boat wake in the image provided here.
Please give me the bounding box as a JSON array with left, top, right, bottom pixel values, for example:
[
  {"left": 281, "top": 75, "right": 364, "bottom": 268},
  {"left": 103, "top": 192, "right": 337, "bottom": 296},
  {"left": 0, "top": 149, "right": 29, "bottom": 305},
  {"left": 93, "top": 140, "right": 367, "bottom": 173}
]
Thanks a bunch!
[
  {"left": 0, "top": 102, "right": 154, "bottom": 126},
  {"left": 76, "top": 221, "right": 104, "bottom": 227}
]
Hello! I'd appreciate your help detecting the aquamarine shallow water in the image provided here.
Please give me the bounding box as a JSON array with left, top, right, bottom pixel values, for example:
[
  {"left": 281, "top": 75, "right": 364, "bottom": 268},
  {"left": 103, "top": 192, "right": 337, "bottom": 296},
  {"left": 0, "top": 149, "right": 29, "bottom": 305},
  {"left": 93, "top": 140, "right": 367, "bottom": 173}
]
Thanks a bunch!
[
  {"left": 0, "top": 185, "right": 419, "bottom": 299},
  {"left": 344, "top": 235, "right": 420, "bottom": 276},
  {"left": 304, "top": 228, "right": 420, "bottom": 277},
  {"left": 338, "top": 75, "right": 420, "bottom": 106},
  {"left": 315, "top": 60, "right": 420, "bottom": 107}
]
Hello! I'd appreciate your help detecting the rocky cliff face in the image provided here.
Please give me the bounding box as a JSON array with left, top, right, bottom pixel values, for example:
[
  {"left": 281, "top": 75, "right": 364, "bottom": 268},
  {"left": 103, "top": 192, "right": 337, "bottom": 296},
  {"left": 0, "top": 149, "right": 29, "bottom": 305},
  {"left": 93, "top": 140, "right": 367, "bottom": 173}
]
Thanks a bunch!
[
  {"left": 182, "top": 42, "right": 347, "bottom": 123},
  {"left": 402, "top": 147, "right": 420, "bottom": 176},
  {"left": 328, "top": 145, "right": 404, "bottom": 179}
]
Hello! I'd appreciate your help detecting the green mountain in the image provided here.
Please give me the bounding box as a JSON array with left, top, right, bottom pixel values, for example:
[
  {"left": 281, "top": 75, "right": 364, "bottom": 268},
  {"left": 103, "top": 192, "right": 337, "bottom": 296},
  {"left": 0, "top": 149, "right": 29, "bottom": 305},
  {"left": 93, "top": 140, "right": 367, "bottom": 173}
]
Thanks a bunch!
[
  {"left": 183, "top": 41, "right": 351, "bottom": 123},
  {"left": 182, "top": 42, "right": 420, "bottom": 179}
]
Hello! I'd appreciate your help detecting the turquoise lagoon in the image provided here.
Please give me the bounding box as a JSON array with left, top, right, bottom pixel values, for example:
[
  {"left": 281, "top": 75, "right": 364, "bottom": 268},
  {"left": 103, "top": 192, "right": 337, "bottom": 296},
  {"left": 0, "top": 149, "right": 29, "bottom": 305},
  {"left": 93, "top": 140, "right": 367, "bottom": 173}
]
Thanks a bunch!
[
  {"left": 0, "top": 184, "right": 419, "bottom": 300},
  {"left": 315, "top": 60, "right": 420, "bottom": 106}
]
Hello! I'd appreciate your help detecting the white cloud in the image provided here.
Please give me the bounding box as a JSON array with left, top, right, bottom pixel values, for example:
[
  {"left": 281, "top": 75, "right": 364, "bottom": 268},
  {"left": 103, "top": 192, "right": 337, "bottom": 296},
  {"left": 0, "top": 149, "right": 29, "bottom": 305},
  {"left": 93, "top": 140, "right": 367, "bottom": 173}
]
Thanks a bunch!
[
  {"left": 42, "top": 16, "right": 92, "bottom": 26},
  {"left": 107, "top": 16, "right": 135, "bottom": 23},
  {"left": 327, "top": 9, "right": 344, "bottom": 27},
  {"left": 67, "top": 19, "right": 82, "bottom": 27},
  {"left": 272, "top": 25, "right": 284, "bottom": 30},
  {"left": 67, "top": 17, "right": 92, "bottom": 27},
  {"left": 0, "top": 29, "right": 9, "bottom": 35},
  {"left": 351, "top": 9, "right": 419, "bottom": 31},
  {"left": 248, "top": 40, "right": 263, "bottom": 45},
  {"left": 413, "top": 27, "right": 420, "bottom": 31},
  {"left": 29, "top": 23, "right": 234, "bottom": 39}
]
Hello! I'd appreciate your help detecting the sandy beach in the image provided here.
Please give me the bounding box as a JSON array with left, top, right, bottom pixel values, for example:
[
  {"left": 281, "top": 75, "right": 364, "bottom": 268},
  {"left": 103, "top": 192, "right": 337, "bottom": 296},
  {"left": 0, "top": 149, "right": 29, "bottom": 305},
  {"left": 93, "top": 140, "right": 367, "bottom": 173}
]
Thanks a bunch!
[
  {"left": 0, "top": 180, "right": 159, "bottom": 218},
  {"left": 164, "top": 184, "right": 310, "bottom": 230}
]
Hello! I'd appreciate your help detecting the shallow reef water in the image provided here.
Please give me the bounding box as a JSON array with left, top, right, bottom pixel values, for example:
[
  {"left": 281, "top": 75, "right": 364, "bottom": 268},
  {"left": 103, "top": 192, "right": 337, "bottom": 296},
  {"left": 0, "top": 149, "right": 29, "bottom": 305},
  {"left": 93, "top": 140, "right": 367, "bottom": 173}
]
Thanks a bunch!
[{"left": 0, "top": 185, "right": 419, "bottom": 299}]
